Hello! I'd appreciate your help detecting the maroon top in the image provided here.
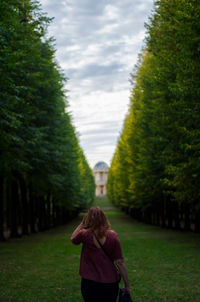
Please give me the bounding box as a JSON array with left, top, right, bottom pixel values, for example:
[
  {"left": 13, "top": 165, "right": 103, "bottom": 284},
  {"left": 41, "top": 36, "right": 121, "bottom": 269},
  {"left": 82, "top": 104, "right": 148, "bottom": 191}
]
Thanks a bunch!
[{"left": 71, "top": 229, "right": 123, "bottom": 283}]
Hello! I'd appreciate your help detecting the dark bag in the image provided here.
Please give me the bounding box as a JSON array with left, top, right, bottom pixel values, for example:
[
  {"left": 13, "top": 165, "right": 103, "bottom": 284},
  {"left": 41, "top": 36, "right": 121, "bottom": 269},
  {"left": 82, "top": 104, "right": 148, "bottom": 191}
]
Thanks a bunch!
[{"left": 118, "top": 287, "right": 133, "bottom": 302}]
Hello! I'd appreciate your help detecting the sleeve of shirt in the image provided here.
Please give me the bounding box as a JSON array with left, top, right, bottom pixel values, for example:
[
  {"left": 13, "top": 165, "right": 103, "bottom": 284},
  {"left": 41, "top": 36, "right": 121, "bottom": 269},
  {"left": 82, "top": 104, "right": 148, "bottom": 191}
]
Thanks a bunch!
[
  {"left": 71, "top": 229, "right": 86, "bottom": 245},
  {"left": 112, "top": 233, "right": 123, "bottom": 261}
]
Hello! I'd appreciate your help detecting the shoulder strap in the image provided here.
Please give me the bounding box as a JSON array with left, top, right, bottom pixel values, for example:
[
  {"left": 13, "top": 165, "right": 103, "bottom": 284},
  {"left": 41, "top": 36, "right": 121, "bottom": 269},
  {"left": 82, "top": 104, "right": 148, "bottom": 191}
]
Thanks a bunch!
[
  {"left": 94, "top": 232, "right": 121, "bottom": 280},
  {"left": 93, "top": 232, "right": 114, "bottom": 263}
]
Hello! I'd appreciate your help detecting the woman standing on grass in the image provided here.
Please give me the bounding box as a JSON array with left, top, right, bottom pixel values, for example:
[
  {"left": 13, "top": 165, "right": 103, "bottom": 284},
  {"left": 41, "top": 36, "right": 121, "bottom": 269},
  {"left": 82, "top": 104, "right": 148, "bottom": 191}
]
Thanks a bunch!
[{"left": 71, "top": 206, "right": 130, "bottom": 302}]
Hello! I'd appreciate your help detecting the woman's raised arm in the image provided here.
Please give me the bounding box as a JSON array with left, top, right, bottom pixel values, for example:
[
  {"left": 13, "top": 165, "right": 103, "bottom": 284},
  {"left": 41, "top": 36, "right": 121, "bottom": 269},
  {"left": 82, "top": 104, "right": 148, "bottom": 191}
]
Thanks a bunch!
[{"left": 71, "top": 223, "right": 83, "bottom": 242}]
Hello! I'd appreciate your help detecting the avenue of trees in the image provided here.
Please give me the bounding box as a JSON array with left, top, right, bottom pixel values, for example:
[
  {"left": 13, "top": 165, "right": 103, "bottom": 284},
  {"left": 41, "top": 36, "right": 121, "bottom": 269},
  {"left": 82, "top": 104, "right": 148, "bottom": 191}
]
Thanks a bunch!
[
  {"left": 0, "top": 0, "right": 95, "bottom": 240},
  {"left": 108, "top": 0, "right": 200, "bottom": 232}
]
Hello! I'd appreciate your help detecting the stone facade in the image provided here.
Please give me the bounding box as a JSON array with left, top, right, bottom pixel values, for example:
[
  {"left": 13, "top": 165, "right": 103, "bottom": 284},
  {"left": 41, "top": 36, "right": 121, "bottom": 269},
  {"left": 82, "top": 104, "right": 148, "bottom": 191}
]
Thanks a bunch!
[{"left": 93, "top": 161, "right": 109, "bottom": 196}]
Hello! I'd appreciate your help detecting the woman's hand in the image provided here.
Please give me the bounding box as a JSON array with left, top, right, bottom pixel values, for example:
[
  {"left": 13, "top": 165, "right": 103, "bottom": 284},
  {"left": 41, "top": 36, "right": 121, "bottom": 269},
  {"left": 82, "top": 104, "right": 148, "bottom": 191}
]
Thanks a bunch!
[
  {"left": 124, "top": 286, "right": 131, "bottom": 295},
  {"left": 79, "top": 222, "right": 84, "bottom": 228},
  {"left": 71, "top": 222, "right": 84, "bottom": 241},
  {"left": 120, "top": 286, "right": 131, "bottom": 297}
]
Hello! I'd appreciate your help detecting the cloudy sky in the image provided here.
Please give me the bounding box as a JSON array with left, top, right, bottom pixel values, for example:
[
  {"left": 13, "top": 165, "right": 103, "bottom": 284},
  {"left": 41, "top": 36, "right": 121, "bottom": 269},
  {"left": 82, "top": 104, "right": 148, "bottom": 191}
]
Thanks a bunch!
[{"left": 40, "top": 0, "right": 154, "bottom": 168}]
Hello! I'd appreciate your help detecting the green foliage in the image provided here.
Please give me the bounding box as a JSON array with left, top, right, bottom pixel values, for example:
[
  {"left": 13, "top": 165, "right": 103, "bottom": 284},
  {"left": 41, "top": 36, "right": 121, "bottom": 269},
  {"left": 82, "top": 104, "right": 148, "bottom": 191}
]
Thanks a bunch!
[
  {"left": 108, "top": 0, "right": 200, "bottom": 230},
  {"left": 0, "top": 0, "right": 95, "bottom": 239}
]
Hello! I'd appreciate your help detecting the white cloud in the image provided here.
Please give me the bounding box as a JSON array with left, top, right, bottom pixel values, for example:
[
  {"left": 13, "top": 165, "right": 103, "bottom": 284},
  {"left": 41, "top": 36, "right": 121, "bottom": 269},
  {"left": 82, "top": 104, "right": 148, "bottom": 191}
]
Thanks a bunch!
[{"left": 40, "top": 0, "right": 154, "bottom": 168}]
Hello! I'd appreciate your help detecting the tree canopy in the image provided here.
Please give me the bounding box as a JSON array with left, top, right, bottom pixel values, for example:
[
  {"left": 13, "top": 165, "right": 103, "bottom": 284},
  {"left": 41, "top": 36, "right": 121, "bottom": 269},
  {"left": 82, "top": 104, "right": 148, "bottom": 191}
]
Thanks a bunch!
[
  {"left": 108, "top": 0, "right": 200, "bottom": 232},
  {"left": 0, "top": 0, "right": 95, "bottom": 240}
]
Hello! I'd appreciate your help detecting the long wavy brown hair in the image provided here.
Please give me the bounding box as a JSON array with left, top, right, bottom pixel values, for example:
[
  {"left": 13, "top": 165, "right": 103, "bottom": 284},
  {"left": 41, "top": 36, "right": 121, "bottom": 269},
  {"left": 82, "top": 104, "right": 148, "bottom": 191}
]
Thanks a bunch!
[{"left": 81, "top": 206, "right": 110, "bottom": 238}]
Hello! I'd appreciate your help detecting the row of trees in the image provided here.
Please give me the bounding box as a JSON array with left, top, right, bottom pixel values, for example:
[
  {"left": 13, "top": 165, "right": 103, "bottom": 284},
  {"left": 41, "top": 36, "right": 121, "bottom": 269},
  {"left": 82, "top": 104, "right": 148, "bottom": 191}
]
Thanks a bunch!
[
  {"left": 108, "top": 0, "right": 200, "bottom": 232},
  {"left": 0, "top": 0, "right": 95, "bottom": 240}
]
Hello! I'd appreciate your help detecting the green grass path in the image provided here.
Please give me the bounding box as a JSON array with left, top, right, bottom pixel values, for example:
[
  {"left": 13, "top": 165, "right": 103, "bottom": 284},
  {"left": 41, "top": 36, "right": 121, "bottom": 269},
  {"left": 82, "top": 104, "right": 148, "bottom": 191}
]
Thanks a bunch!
[{"left": 0, "top": 197, "right": 200, "bottom": 302}]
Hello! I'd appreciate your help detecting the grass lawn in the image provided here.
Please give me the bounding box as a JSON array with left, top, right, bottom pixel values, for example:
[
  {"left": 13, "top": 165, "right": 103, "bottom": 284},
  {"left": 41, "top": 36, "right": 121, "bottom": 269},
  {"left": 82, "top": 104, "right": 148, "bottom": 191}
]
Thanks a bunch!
[{"left": 0, "top": 197, "right": 200, "bottom": 302}]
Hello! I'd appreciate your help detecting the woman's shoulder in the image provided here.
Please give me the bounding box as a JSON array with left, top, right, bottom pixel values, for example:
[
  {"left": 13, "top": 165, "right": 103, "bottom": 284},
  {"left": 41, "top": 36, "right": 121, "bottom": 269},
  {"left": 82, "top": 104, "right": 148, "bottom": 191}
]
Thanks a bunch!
[
  {"left": 107, "top": 229, "right": 118, "bottom": 238},
  {"left": 106, "top": 230, "right": 121, "bottom": 249},
  {"left": 107, "top": 229, "right": 117, "bottom": 234}
]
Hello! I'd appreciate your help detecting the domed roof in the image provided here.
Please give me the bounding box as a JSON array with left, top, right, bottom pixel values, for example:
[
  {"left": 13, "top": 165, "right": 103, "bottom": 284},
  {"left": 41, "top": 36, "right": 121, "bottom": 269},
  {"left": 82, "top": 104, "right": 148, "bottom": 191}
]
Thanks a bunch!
[{"left": 93, "top": 161, "right": 109, "bottom": 171}]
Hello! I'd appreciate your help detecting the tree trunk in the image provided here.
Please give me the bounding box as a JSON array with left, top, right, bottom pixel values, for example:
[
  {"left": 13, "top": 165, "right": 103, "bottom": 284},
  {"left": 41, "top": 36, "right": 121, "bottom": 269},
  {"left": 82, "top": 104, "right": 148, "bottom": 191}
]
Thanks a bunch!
[
  {"left": 6, "top": 178, "right": 12, "bottom": 239},
  {"left": 34, "top": 190, "right": 40, "bottom": 232},
  {"left": 38, "top": 196, "right": 44, "bottom": 231},
  {"left": 0, "top": 176, "right": 5, "bottom": 241},
  {"left": 28, "top": 182, "right": 35, "bottom": 233},
  {"left": 52, "top": 198, "right": 56, "bottom": 227},
  {"left": 19, "top": 175, "right": 29, "bottom": 235},
  {"left": 184, "top": 203, "right": 191, "bottom": 231},
  {"left": 166, "top": 199, "right": 172, "bottom": 229},
  {"left": 194, "top": 211, "right": 200, "bottom": 232},
  {"left": 46, "top": 193, "right": 51, "bottom": 229},
  {"left": 160, "top": 199, "right": 165, "bottom": 228},
  {"left": 10, "top": 176, "right": 19, "bottom": 237},
  {"left": 172, "top": 201, "right": 180, "bottom": 230}
]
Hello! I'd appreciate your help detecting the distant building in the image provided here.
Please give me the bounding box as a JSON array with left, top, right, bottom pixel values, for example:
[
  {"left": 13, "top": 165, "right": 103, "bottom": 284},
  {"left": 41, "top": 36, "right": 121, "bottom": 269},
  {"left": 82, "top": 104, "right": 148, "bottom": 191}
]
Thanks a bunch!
[{"left": 93, "top": 161, "right": 109, "bottom": 196}]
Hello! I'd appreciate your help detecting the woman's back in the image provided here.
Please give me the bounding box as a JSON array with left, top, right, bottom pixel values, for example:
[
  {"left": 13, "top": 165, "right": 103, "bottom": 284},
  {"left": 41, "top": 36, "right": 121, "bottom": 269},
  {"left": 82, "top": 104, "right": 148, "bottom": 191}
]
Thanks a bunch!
[
  {"left": 72, "top": 229, "right": 122, "bottom": 283},
  {"left": 71, "top": 206, "right": 131, "bottom": 302}
]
